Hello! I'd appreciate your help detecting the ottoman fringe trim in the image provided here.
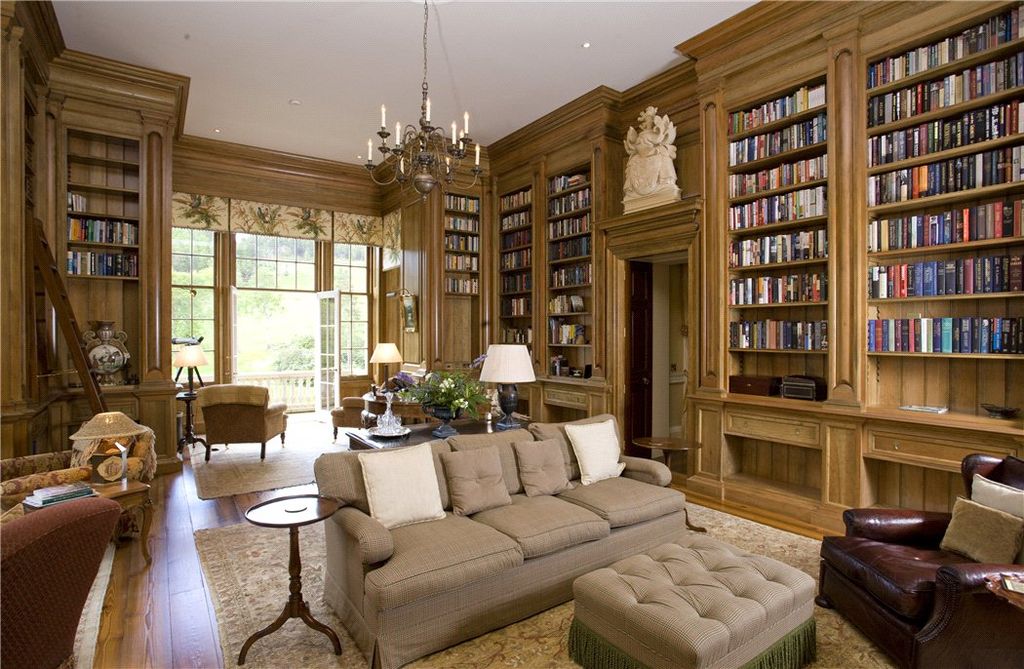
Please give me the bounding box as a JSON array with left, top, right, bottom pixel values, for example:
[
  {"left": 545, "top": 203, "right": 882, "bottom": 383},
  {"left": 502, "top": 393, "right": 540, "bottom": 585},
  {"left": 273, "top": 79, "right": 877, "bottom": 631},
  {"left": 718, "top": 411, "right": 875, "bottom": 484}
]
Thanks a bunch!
[
  {"left": 568, "top": 619, "right": 650, "bottom": 669},
  {"left": 741, "top": 618, "right": 817, "bottom": 669}
]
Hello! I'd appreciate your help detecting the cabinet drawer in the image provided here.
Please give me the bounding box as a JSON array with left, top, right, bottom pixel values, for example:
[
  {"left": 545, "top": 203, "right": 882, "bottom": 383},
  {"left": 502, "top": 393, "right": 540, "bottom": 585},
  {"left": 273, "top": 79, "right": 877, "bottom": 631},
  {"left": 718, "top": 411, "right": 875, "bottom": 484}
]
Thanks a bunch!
[
  {"left": 544, "top": 388, "right": 587, "bottom": 410},
  {"left": 725, "top": 410, "right": 820, "bottom": 448},
  {"left": 868, "top": 432, "right": 1015, "bottom": 472}
]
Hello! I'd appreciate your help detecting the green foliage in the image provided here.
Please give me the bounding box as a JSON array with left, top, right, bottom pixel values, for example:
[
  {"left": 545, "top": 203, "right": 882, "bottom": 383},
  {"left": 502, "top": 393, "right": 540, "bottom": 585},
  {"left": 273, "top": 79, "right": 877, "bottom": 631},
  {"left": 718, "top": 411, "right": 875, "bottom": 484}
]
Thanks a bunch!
[
  {"left": 271, "top": 334, "right": 314, "bottom": 371},
  {"left": 407, "top": 371, "right": 488, "bottom": 418}
]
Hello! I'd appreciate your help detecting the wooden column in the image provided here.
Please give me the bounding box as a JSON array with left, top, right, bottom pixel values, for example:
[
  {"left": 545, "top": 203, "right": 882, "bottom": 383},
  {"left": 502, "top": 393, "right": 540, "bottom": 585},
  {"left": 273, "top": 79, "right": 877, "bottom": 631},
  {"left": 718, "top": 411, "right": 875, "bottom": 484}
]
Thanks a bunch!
[
  {"left": 825, "top": 23, "right": 866, "bottom": 406},
  {"left": 696, "top": 83, "right": 727, "bottom": 394}
]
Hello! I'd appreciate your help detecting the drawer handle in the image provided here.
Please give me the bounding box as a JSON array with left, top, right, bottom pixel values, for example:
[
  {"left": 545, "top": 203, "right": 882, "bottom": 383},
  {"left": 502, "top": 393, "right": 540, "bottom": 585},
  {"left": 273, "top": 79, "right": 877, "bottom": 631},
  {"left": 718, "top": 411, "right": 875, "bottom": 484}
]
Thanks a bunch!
[{"left": 893, "top": 441, "right": 900, "bottom": 450}]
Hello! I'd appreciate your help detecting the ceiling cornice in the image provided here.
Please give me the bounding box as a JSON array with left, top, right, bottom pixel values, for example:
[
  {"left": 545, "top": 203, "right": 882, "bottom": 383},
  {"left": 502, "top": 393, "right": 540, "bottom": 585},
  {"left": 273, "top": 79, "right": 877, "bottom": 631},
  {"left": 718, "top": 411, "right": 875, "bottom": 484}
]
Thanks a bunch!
[
  {"left": 49, "top": 49, "right": 189, "bottom": 136},
  {"left": 5, "top": 0, "right": 64, "bottom": 87}
]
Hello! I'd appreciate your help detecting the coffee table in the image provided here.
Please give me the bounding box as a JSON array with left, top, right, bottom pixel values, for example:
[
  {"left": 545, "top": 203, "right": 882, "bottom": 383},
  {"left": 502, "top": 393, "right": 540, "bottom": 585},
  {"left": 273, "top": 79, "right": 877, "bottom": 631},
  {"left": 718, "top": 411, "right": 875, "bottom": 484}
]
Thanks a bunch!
[
  {"left": 238, "top": 494, "right": 342, "bottom": 665},
  {"left": 346, "top": 418, "right": 502, "bottom": 450}
]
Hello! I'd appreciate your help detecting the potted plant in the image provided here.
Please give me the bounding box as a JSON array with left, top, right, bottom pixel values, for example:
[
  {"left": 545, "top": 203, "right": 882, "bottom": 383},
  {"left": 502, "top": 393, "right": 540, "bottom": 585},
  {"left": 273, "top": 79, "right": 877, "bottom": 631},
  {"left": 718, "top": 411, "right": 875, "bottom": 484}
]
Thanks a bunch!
[{"left": 408, "top": 371, "right": 488, "bottom": 437}]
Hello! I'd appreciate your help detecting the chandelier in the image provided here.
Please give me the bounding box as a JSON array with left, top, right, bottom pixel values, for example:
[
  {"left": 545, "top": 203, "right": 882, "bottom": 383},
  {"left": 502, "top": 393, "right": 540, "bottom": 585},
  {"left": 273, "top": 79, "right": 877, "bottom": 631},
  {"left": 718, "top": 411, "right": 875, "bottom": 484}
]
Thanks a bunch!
[{"left": 365, "top": 0, "right": 481, "bottom": 198}]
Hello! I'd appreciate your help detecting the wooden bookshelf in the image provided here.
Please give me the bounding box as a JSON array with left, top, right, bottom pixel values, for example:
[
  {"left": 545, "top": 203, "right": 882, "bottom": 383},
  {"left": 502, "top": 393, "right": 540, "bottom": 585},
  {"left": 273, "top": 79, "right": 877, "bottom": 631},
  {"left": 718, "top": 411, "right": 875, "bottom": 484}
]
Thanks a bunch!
[
  {"left": 442, "top": 193, "right": 481, "bottom": 295},
  {"left": 498, "top": 185, "right": 534, "bottom": 348}
]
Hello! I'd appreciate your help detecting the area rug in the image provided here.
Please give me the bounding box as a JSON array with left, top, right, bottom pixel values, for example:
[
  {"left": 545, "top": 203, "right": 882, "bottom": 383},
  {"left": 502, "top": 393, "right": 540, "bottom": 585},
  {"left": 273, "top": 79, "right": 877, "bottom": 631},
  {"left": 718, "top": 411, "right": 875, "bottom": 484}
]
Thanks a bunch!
[
  {"left": 195, "top": 504, "right": 895, "bottom": 668},
  {"left": 189, "top": 435, "right": 346, "bottom": 500},
  {"left": 74, "top": 543, "right": 115, "bottom": 669}
]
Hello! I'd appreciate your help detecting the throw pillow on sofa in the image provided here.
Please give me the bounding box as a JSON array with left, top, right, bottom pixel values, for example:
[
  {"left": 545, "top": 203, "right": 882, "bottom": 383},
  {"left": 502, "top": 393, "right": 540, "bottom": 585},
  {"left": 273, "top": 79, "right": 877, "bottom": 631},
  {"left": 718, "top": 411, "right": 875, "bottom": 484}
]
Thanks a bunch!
[
  {"left": 514, "top": 439, "right": 574, "bottom": 497},
  {"left": 358, "top": 443, "right": 446, "bottom": 529},
  {"left": 440, "top": 446, "right": 512, "bottom": 516},
  {"left": 564, "top": 419, "right": 625, "bottom": 486},
  {"left": 971, "top": 473, "right": 1024, "bottom": 563},
  {"left": 940, "top": 496, "right": 1024, "bottom": 564}
]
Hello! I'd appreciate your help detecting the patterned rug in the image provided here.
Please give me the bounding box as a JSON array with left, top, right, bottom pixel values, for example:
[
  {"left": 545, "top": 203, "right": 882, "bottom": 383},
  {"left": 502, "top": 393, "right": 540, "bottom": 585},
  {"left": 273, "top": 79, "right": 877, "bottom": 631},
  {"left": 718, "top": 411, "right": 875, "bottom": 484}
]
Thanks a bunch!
[{"left": 194, "top": 504, "right": 895, "bottom": 668}]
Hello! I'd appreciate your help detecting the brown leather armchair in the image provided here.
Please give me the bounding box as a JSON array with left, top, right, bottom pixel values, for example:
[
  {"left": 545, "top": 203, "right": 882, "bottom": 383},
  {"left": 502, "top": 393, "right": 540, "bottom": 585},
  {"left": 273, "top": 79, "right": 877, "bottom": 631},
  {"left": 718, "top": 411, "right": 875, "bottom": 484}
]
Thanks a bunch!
[
  {"left": 197, "top": 385, "right": 287, "bottom": 461},
  {"left": 330, "top": 396, "right": 371, "bottom": 439},
  {"left": 1, "top": 496, "right": 121, "bottom": 669},
  {"left": 816, "top": 453, "right": 1024, "bottom": 669}
]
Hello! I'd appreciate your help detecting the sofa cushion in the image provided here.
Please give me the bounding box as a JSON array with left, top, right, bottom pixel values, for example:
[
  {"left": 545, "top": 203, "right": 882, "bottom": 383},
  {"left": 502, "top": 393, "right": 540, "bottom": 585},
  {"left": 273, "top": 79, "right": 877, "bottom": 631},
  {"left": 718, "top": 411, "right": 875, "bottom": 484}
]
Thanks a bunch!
[
  {"left": 564, "top": 419, "right": 625, "bottom": 485},
  {"left": 528, "top": 413, "right": 620, "bottom": 481},
  {"left": 514, "top": 439, "right": 574, "bottom": 497},
  {"left": 447, "top": 429, "right": 532, "bottom": 495},
  {"left": 472, "top": 494, "right": 609, "bottom": 558},
  {"left": 820, "top": 535, "right": 970, "bottom": 621},
  {"left": 940, "top": 496, "right": 1023, "bottom": 564},
  {"left": 314, "top": 440, "right": 453, "bottom": 513},
  {"left": 359, "top": 443, "right": 446, "bottom": 529},
  {"left": 557, "top": 476, "right": 685, "bottom": 528},
  {"left": 439, "top": 446, "right": 511, "bottom": 516},
  {"left": 364, "top": 514, "right": 523, "bottom": 610},
  {"left": 971, "top": 474, "right": 1024, "bottom": 563}
]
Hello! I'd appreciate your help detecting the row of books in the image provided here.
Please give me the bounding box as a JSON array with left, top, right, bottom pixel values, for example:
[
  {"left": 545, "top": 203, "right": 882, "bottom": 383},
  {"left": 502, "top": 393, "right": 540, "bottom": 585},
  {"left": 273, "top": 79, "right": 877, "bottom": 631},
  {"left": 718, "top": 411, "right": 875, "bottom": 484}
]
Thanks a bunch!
[
  {"left": 445, "top": 277, "right": 478, "bottom": 294},
  {"left": 549, "top": 294, "right": 586, "bottom": 314},
  {"left": 728, "top": 186, "right": 827, "bottom": 231},
  {"left": 548, "top": 188, "right": 591, "bottom": 217},
  {"left": 867, "top": 7, "right": 1023, "bottom": 89},
  {"left": 728, "top": 113, "right": 827, "bottom": 167},
  {"left": 502, "top": 296, "right": 530, "bottom": 317},
  {"left": 501, "top": 248, "right": 531, "bottom": 270},
  {"left": 444, "top": 194, "right": 480, "bottom": 213},
  {"left": 550, "top": 236, "right": 591, "bottom": 261},
  {"left": 549, "top": 173, "right": 588, "bottom": 194},
  {"left": 867, "top": 52, "right": 1024, "bottom": 128},
  {"left": 867, "top": 146, "right": 1024, "bottom": 206},
  {"left": 728, "top": 272, "right": 827, "bottom": 306},
  {"left": 501, "top": 273, "right": 531, "bottom": 294},
  {"left": 550, "top": 321, "right": 587, "bottom": 345},
  {"left": 867, "top": 254, "right": 1024, "bottom": 299},
  {"left": 67, "top": 192, "right": 89, "bottom": 211},
  {"left": 501, "top": 188, "right": 532, "bottom": 211},
  {"left": 728, "top": 319, "right": 828, "bottom": 351},
  {"left": 66, "top": 250, "right": 138, "bottom": 277},
  {"left": 728, "top": 83, "right": 825, "bottom": 136},
  {"left": 445, "top": 215, "right": 479, "bottom": 233},
  {"left": 729, "top": 228, "right": 828, "bottom": 268},
  {"left": 548, "top": 214, "right": 591, "bottom": 240},
  {"left": 868, "top": 199, "right": 1024, "bottom": 251},
  {"left": 867, "top": 316, "right": 1024, "bottom": 354},
  {"left": 444, "top": 253, "right": 478, "bottom": 272},
  {"left": 729, "top": 155, "right": 827, "bottom": 199},
  {"left": 443, "top": 233, "right": 479, "bottom": 253},
  {"left": 22, "top": 482, "right": 96, "bottom": 509},
  {"left": 501, "top": 229, "right": 531, "bottom": 250},
  {"left": 501, "top": 210, "right": 531, "bottom": 231},
  {"left": 550, "top": 262, "right": 592, "bottom": 288},
  {"left": 67, "top": 217, "right": 139, "bottom": 245},
  {"left": 867, "top": 100, "right": 1023, "bottom": 167},
  {"left": 500, "top": 327, "right": 532, "bottom": 344}
]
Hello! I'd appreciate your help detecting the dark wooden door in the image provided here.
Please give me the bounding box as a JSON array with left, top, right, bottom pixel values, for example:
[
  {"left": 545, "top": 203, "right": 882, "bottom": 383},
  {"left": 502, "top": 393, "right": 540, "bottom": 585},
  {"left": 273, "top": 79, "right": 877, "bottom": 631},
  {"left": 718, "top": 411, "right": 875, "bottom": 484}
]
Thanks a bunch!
[{"left": 626, "top": 261, "right": 653, "bottom": 456}]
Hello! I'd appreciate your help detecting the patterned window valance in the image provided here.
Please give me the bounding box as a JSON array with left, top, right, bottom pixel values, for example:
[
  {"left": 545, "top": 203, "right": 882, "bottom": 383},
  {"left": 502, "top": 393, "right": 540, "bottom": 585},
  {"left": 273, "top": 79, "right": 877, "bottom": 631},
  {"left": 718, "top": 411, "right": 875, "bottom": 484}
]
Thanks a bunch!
[
  {"left": 171, "top": 192, "right": 390, "bottom": 247},
  {"left": 382, "top": 209, "right": 402, "bottom": 270}
]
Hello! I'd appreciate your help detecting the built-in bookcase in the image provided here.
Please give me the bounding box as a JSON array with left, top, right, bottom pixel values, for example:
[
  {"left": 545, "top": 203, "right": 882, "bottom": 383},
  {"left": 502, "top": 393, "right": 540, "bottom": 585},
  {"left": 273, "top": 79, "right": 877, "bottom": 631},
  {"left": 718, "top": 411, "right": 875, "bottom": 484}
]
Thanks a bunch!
[
  {"left": 725, "top": 78, "right": 830, "bottom": 391},
  {"left": 443, "top": 193, "right": 481, "bottom": 295},
  {"left": 864, "top": 4, "right": 1024, "bottom": 418},
  {"left": 546, "top": 166, "right": 593, "bottom": 376},
  {"left": 498, "top": 185, "right": 533, "bottom": 348}
]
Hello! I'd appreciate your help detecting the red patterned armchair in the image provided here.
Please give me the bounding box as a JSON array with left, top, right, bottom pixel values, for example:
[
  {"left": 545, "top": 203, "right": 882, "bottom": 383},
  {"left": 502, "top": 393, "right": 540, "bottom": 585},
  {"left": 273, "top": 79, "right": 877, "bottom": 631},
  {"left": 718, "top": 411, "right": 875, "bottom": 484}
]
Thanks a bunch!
[{"left": 816, "top": 453, "right": 1024, "bottom": 669}]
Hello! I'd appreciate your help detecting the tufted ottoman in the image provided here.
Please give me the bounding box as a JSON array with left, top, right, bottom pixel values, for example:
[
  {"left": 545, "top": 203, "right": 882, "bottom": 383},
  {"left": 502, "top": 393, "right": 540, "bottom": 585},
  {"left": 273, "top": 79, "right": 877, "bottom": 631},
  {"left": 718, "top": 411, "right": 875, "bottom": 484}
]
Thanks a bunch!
[{"left": 569, "top": 535, "right": 816, "bottom": 669}]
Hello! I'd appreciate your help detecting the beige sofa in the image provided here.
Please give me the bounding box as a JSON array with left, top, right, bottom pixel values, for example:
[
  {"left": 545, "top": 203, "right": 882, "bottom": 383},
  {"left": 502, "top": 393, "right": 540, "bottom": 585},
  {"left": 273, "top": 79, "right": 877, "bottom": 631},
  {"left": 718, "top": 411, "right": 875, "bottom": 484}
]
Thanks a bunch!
[{"left": 313, "top": 414, "right": 689, "bottom": 669}]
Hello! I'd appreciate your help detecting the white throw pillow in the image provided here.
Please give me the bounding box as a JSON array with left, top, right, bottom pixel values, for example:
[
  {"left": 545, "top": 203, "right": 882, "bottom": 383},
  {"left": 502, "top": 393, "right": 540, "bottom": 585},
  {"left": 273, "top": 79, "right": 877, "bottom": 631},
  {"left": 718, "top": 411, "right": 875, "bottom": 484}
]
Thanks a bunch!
[
  {"left": 564, "top": 419, "right": 625, "bottom": 486},
  {"left": 358, "top": 443, "right": 446, "bottom": 529},
  {"left": 972, "top": 473, "right": 1024, "bottom": 564}
]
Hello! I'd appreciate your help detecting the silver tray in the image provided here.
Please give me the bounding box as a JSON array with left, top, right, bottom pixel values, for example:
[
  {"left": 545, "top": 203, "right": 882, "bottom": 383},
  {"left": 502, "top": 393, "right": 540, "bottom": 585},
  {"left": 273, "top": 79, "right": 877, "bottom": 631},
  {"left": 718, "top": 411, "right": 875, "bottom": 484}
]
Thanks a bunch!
[{"left": 367, "top": 426, "right": 411, "bottom": 438}]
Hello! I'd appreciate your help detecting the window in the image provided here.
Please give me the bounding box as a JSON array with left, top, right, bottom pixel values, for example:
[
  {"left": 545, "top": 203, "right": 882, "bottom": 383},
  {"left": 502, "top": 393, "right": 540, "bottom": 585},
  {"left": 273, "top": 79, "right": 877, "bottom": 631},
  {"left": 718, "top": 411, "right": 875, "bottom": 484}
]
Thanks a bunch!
[
  {"left": 171, "top": 228, "right": 216, "bottom": 379},
  {"left": 235, "top": 233, "right": 315, "bottom": 291},
  {"left": 334, "top": 243, "right": 370, "bottom": 376}
]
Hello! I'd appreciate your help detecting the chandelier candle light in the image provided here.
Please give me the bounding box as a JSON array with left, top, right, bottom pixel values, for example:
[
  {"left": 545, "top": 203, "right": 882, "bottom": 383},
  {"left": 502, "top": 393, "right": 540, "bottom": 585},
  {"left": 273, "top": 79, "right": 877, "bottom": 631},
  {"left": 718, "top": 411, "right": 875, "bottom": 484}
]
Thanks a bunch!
[{"left": 365, "top": 0, "right": 482, "bottom": 197}]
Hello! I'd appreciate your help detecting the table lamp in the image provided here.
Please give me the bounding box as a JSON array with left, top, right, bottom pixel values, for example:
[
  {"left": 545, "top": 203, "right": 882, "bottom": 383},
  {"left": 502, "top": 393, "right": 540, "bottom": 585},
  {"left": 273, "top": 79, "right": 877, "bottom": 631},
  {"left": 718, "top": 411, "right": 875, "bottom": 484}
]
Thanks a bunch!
[
  {"left": 369, "top": 342, "right": 403, "bottom": 386},
  {"left": 173, "top": 344, "right": 208, "bottom": 395},
  {"left": 479, "top": 344, "right": 535, "bottom": 431}
]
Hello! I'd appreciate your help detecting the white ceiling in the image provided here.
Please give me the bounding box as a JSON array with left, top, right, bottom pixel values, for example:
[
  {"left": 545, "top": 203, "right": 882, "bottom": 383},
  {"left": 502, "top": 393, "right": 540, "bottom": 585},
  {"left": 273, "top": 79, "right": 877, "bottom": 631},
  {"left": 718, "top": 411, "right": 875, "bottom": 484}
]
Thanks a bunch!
[{"left": 52, "top": 1, "right": 754, "bottom": 164}]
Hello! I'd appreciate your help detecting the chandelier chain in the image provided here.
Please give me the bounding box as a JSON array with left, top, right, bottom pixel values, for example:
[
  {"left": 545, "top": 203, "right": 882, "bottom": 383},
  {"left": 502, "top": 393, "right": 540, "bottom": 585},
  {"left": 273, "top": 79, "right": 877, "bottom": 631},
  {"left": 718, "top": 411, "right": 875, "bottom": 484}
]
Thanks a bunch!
[{"left": 422, "top": 0, "right": 429, "bottom": 92}]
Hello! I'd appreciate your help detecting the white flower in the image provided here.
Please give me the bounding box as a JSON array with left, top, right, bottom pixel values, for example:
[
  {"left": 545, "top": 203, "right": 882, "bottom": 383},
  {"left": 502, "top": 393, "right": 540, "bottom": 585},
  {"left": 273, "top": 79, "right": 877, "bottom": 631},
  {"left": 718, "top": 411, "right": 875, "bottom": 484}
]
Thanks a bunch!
[{"left": 455, "top": 398, "right": 468, "bottom": 409}]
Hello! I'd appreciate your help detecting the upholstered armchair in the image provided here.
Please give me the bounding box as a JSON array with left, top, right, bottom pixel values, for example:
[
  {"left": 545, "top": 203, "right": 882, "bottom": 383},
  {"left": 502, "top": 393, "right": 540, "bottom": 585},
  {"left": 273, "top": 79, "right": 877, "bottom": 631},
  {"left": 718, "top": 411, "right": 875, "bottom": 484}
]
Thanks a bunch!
[
  {"left": 331, "top": 396, "right": 372, "bottom": 440},
  {"left": 816, "top": 453, "right": 1024, "bottom": 669},
  {"left": 197, "top": 385, "right": 287, "bottom": 461},
  {"left": 1, "top": 496, "right": 121, "bottom": 669}
]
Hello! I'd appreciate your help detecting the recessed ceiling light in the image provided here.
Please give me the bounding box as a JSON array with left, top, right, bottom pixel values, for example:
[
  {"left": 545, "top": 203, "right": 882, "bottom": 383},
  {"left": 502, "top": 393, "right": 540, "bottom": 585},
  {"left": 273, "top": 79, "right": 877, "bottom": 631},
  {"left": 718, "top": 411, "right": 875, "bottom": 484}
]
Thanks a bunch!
[
  {"left": 213, "top": 128, "right": 222, "bottom": 133},
  {"left": 289, "top": 99, "right": 302, "bottom": 106},
  {"left": 581, "top": 42, "right": 591, "bottom": 49}
]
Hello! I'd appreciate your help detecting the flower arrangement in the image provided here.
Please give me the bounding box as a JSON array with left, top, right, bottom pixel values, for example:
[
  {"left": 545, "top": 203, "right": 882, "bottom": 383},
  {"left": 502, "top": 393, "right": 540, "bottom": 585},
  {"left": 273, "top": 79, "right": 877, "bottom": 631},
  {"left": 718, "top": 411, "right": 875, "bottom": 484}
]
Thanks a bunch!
[{"left": 407, "top": 371, "right": 488, "bottom": 418}]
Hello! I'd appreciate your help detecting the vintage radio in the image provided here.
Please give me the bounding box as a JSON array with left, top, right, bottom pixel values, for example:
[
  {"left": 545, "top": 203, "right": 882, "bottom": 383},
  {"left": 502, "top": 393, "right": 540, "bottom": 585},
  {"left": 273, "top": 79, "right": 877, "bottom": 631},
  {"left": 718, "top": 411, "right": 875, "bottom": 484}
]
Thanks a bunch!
[
  {"left": 780, "top": 375, "right": 827, "bottom": 401},
  {"left": 728, "top": 375, "right": 781, "bottom": 396}
]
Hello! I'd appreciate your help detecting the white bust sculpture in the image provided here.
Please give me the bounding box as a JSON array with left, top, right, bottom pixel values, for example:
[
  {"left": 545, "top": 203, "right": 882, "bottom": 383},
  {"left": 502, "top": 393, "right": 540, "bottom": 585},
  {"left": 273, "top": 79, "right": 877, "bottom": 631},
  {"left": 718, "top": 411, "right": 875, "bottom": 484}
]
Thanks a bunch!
[{"left": 622, "top": 106, "right": 681, "bottom": 213}]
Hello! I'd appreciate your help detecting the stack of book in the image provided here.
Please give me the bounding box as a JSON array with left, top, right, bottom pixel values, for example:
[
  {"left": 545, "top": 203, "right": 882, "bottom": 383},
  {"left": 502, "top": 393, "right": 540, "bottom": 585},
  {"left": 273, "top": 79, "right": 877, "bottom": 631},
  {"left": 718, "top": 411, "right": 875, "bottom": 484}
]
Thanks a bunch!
[{"left": 22, "top": 481, "right": 96, "bottom": 509}]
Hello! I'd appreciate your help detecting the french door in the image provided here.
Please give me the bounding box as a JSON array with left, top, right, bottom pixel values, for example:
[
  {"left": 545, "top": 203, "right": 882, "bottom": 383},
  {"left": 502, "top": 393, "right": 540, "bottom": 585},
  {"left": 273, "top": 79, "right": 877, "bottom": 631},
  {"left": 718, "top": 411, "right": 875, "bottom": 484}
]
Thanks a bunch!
[{"left": 315, "top": 291, "right": 341, "bottom": 412}]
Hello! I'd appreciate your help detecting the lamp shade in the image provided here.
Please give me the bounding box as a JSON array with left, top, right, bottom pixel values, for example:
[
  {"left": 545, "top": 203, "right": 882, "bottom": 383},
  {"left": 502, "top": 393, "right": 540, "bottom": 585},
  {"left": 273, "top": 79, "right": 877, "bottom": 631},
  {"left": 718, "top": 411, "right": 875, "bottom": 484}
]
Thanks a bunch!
[
  {"left": 369, "top": 342, "right": 403, "bottom": 364},
  {"left": 174, "top": 344, "right": 208, "bottom": 368},
  {"left": 70, "top": 411, "right": 147, "bottom": 441},
  {"left": 479, "top": 344, "right": 535, "bottom": 383}
]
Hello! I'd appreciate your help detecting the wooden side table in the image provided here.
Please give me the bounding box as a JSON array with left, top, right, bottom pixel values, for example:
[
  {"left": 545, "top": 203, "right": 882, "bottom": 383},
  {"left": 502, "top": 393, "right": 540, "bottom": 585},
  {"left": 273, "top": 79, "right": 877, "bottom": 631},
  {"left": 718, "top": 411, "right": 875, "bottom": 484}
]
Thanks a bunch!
[
  {"left": 985, "top": 575, "right": 1024, "bottom": 612},
  {"left": 238, "top": 494, "right": 342, "bottom": 665},
  {"left": 631, "top": 436, "right": 706, "bottom": 533},
  {"left": 94, "top": 480, "right": 154, "bottom": 564}
]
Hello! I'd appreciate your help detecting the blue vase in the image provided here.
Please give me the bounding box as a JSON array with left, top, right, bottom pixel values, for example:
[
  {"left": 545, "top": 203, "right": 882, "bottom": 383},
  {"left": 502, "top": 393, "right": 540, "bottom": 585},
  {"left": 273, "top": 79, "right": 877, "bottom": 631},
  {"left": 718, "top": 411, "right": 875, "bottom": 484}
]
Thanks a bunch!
[{"left": 429, "top": 405, "right": 459, "bottom": 438}]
